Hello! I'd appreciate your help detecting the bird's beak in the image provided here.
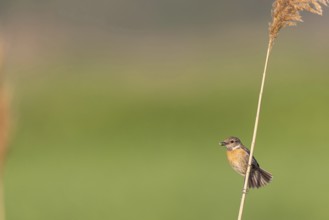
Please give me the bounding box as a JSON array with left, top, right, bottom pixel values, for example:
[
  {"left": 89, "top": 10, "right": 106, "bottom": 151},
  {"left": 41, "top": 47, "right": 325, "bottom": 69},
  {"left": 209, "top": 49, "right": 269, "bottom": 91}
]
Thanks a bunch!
[{"left": 220, "top": 141, "right": 226, "bottom": 146}]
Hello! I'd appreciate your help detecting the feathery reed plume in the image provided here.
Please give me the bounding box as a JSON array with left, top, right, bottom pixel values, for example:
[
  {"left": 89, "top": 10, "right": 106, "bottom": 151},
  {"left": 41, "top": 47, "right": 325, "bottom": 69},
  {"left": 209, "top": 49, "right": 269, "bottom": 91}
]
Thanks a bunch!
[
  {"left": 269, "top": 0, "right": 329, "bottom": 48},
  {"left": 237, "top": 1, "right": 328, "bottom": 220}
]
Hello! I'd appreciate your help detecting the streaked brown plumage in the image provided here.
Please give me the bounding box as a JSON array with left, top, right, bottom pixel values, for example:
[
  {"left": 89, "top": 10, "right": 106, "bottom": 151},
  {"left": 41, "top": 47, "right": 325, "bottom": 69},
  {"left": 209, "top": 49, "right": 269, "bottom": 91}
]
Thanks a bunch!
[{"left": 220, "top": 137, "right": 272, "bottom": 189}]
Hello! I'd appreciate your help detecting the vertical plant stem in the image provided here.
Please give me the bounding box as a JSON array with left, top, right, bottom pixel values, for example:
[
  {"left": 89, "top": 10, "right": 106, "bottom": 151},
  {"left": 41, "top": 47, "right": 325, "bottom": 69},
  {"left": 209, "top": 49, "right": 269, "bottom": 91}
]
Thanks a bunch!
[
  {"left": 0, "top": 178, "right": 4, "bottom": 220},
  {"left": 0, "top": 38, "right": 6, "bottom": 220},
  {"left": 237, "top": 39, "right": 272, "bottom": 220}
]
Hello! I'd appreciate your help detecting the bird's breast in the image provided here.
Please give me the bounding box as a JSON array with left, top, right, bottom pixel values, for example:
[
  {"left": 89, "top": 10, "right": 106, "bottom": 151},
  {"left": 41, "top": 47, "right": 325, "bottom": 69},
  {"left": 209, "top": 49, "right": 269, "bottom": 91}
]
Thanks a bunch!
[{"left": 226, "top": 148, "right": 248, "bottom": 175}]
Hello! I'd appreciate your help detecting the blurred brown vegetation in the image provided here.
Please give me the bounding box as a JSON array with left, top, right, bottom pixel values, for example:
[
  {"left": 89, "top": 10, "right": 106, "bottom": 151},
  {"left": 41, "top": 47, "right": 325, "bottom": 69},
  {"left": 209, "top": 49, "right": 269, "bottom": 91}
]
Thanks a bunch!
[
  {"left": 0, "top": 37, "right": 8, "bottom": 166},
  {"left": 0, "top": 37, "right": 8, "bottom": 220}
]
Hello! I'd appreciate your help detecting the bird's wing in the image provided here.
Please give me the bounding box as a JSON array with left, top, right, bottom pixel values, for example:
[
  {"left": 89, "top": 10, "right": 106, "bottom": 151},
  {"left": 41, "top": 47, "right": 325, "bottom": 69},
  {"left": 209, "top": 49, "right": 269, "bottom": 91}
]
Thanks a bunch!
[{"left": 241, "top": 145, "right": 260, "bottom": 168}]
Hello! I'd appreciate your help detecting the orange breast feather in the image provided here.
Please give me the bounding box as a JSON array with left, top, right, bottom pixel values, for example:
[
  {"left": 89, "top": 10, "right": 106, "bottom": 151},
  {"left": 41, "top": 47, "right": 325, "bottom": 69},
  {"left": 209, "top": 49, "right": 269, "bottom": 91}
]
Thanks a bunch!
[{"left": 226, "top": 148, "right": 248, "bottom": 175}]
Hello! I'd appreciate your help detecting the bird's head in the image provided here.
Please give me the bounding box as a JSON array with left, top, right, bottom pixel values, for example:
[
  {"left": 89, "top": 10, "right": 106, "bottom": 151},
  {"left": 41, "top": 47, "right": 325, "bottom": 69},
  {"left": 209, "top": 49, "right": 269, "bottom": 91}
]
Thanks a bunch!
[{"left": 220, "top": 136, "right": 242, "bottom": 149}]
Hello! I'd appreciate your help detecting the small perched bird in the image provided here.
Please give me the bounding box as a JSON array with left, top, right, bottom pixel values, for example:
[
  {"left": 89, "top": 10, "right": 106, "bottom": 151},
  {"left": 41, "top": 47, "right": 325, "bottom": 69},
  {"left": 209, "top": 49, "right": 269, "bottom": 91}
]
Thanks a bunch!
[{"left": 220, "top": 136, "right": 272, "bottom": 188}]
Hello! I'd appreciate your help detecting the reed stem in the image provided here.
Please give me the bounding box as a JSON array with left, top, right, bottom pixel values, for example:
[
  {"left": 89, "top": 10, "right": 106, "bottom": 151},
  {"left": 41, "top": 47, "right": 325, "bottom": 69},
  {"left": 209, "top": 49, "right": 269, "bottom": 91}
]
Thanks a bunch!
[{"left": 237, "top": 39, "right": 272, "bottom": 220}]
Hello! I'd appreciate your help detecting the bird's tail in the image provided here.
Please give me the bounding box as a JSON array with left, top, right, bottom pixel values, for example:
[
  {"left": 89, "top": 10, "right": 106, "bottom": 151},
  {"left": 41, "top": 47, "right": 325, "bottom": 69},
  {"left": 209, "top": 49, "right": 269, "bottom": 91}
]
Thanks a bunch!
[{"left": 248, "top": 167, "right": 272, "bottom": 189}]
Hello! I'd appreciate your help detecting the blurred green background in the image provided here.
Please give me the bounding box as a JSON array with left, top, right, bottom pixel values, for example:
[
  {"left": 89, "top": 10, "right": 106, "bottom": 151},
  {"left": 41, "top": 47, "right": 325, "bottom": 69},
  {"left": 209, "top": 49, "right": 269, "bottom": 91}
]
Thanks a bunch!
[{"left": 1, "top": 1, "right": 329, "bottom": 219}]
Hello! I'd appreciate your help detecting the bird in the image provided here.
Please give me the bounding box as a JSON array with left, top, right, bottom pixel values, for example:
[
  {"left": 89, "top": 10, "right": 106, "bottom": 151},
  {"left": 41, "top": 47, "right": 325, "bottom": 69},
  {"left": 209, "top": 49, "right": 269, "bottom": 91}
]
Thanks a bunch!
[{"left": 220, "top": 136, "right": 272, "bottom": 189}]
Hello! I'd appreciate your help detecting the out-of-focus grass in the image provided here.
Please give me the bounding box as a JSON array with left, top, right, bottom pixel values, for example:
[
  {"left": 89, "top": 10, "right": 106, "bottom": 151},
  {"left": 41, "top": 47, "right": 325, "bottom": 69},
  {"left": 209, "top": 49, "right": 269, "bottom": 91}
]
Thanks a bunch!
[{"left": 4, "top": 44, "right": 329, "bottom": 220}]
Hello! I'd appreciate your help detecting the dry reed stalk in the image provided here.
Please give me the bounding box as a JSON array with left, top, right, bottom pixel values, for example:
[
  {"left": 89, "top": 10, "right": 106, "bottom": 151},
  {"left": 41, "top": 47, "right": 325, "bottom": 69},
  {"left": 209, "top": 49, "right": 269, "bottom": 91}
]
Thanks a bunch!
[{"left": 237, "top": 1, "right": 328, "bottom": 220}]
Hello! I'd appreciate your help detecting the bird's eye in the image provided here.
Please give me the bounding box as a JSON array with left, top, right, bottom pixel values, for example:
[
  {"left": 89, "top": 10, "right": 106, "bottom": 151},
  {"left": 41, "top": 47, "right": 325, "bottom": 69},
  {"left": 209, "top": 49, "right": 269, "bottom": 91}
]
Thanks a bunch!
[{"left": 230, "top": 140, "right": 234, "bottom": 143}]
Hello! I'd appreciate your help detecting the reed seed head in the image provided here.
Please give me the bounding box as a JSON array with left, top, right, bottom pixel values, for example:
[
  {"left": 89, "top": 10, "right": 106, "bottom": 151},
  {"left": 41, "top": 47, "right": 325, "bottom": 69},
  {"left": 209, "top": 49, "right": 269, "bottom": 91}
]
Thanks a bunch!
[{"left": 269, "top": 0, "right": 329, "bottom": 47}]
